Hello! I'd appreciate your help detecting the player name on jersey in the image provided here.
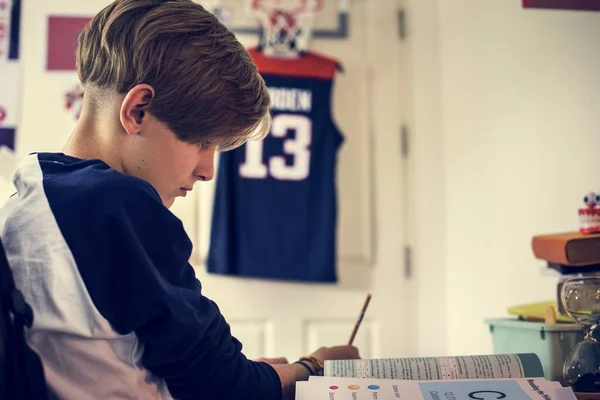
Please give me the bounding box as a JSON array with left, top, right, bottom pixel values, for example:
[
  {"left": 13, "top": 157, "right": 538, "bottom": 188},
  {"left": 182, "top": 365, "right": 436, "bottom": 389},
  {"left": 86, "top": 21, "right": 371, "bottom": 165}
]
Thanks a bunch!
[
  {"left": 208, "top": 49, "right": 343, "bottom": 282},
  {"left": 269, "top": 87, "right": 312, "bottom": 113}
]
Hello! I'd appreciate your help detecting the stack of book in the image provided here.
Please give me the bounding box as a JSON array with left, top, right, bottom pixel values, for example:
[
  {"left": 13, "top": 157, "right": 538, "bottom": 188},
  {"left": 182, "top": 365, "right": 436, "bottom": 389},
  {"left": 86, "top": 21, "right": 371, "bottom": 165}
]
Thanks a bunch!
[
  {"left": 296, "top": 354, "right": 577, "bottom": 399},
  {"left": 532, "top": 231, "right": 600, "bottom": 315}
]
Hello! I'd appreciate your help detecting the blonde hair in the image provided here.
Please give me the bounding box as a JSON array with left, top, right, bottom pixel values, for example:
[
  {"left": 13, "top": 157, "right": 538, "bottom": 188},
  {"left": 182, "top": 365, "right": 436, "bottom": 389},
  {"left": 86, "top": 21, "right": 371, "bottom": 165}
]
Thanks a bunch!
[{"left": 76, "top": 0, "right": 270, "bottom": 150}]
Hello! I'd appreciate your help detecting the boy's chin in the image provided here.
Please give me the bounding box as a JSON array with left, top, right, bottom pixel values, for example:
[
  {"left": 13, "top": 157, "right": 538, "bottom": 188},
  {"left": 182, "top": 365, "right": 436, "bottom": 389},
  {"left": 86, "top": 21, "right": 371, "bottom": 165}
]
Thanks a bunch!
[{"left": 162, "top": 196, "right": 176, "bottom": 209}]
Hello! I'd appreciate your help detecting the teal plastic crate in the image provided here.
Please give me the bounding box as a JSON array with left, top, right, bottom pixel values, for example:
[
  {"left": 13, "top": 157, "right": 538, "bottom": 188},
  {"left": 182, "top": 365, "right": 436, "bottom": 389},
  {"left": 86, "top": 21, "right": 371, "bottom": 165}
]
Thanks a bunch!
[{"left": 485, "top": 318, "right": 584, "bottom": 384}]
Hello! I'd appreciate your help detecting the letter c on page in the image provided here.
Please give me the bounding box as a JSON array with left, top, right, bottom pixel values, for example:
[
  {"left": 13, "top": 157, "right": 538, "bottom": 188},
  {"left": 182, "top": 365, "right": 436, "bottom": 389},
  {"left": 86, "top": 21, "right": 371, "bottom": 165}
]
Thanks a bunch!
[{"left": 468, "top": 391, "right": 507, "bottom": 400}]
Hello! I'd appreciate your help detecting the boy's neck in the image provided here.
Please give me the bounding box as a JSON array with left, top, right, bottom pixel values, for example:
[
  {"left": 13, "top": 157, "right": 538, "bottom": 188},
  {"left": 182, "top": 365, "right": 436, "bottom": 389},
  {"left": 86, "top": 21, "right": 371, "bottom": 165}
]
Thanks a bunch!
[{"left": 62, "top": 107, "right": 125, "bottom": 174}]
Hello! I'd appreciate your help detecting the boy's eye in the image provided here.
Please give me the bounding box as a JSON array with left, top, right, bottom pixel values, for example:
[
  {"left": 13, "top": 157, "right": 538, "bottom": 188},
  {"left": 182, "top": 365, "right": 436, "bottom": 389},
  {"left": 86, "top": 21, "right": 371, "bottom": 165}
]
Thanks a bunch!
[{"left": 198, "top": 141, "right": 211, "bottom": 149}]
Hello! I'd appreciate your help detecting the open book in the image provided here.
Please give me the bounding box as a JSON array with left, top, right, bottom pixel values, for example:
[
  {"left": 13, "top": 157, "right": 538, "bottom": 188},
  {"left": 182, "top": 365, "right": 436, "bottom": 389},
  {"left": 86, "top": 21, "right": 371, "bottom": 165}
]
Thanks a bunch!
[
  {"left": 297, "top": 376, "right": 576, "bottom": 399},
  {"left": 295, "top": 354, "right": 577, "bottom": 400}
]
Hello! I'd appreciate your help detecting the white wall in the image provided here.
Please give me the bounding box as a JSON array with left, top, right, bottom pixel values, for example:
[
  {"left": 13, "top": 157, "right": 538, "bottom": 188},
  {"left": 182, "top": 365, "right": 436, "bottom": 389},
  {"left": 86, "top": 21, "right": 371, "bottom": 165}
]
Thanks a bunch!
[
  {"left": 3, "top": 0, "right": 409, "bottom": 360},
  {"left": 411, "top": 0, "right": 600, "bottom": 356}
]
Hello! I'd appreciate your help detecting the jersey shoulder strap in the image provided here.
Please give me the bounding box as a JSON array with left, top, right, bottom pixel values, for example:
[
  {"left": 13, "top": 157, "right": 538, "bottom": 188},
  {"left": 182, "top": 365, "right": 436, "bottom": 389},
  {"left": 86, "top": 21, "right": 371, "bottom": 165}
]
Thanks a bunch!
[{"left": 248, "top": 48, "right": 340, "bottom": 80}]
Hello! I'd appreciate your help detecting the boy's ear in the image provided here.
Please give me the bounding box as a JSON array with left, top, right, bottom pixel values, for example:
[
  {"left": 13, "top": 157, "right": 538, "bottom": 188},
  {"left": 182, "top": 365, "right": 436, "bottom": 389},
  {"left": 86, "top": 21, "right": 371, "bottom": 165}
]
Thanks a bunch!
[{"left": 120, "top": 84, "right": 155, "bottom": 135}]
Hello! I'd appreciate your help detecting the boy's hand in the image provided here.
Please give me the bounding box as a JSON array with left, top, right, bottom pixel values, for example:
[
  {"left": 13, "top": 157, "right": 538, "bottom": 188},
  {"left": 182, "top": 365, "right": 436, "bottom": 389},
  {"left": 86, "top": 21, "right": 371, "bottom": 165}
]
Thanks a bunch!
[
  {"left": 270, "top": 345, "right": 361, "bottom": 399},
  {"left": 310, "top": 345, "right": 361, "bottom": 364}
]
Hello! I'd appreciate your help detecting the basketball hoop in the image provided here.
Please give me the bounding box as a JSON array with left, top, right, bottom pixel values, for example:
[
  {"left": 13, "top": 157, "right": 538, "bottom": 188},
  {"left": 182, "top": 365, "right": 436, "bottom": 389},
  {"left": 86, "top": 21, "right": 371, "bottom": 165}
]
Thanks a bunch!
[
  {"left": 249, "top": 0, "right": 324, "bottom": 58},
  {"left": 205, "top": 0, "right": 234, "bottom": 25}
]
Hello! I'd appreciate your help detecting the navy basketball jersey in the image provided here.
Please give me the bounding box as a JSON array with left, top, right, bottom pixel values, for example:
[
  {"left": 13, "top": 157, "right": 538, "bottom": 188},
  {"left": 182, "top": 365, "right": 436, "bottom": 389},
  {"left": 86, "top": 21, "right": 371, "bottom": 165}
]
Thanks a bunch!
[{"left": 207, "top": 49, "right": 344, "bottom": 282}]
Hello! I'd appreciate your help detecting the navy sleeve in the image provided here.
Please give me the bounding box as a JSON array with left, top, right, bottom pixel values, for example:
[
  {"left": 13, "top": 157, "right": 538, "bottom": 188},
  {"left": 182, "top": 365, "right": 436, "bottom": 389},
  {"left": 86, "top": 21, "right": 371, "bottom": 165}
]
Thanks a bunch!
[{"left": 49, "top": 173, "right": 282, "bottom": 400}]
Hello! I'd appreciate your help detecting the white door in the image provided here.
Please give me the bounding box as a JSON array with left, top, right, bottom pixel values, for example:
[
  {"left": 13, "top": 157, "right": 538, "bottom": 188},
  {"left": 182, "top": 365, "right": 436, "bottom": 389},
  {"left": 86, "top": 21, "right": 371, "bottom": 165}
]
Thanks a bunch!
[
  {"left": 172, "top": 0, "right": 411, "bottom": 362},
  {"left": 16, "top": 0, "right": 411, "bottom": 364}
]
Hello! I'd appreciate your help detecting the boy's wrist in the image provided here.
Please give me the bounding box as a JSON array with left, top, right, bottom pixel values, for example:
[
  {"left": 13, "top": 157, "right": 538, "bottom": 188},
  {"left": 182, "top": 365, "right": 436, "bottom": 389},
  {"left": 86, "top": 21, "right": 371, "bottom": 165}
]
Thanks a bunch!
[
  {"left": 293, "top": 360, "right": 315, "bottom": 376},
  {"left": 297, "top": 356, "right": 324, "bottom": 376}
]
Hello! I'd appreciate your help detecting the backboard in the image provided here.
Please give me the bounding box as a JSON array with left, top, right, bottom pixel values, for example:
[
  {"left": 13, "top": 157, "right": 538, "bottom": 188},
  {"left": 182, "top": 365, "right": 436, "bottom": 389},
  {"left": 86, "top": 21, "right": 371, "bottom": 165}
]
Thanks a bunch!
[{"left": 201, "top": 0, "right": 349, "bottom": 38}]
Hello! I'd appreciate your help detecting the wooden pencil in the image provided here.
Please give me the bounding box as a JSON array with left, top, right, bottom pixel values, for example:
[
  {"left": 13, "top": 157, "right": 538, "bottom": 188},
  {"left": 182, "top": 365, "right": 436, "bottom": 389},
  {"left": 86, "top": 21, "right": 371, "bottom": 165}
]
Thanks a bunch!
[{"left": 348, "top": 293, "right": 372, "bottom": 345}]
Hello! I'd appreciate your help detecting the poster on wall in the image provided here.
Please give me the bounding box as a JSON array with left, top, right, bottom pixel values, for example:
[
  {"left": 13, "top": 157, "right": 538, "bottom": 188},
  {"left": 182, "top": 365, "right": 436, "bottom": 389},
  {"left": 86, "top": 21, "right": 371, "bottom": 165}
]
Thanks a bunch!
[
  {"left": 0, "top": 0, "right": 22, "bottom": 179},
  {"left": 523, "top": 0, "right": 600, "bottom": 11},
  {"left": 46, "top": 16, "right": 91, "bottom": 121},
  {"left": 46, "top": 16, "right": 90, "bottom": 71}
]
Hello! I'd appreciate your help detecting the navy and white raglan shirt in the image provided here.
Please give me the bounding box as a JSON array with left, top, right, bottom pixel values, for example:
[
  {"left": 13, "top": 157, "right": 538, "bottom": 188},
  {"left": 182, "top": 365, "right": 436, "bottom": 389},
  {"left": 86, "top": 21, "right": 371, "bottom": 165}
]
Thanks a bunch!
[{"left": 0, "top": 152, "right": 282, "bottom": 400}]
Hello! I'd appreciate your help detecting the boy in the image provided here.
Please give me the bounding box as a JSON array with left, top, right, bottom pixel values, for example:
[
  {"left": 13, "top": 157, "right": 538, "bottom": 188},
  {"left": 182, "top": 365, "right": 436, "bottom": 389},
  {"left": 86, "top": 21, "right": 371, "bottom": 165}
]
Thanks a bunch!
[{"left": 0, "top": 0, "right": 359, "bottom": 399}]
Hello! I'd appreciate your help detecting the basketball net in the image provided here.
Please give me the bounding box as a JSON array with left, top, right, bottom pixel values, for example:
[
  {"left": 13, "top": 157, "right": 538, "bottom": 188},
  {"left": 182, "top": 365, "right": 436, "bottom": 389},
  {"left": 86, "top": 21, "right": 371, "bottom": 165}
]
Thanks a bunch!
[{"left": 249, "top": 0, "right": 323, "bottom": 58}]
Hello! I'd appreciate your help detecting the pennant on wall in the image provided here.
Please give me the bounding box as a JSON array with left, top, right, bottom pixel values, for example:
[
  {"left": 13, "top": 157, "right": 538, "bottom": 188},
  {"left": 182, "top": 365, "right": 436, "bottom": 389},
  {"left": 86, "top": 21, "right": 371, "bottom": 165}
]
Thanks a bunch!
[{"left": 0, "top": 0, "right": 21, "bottom": 156}]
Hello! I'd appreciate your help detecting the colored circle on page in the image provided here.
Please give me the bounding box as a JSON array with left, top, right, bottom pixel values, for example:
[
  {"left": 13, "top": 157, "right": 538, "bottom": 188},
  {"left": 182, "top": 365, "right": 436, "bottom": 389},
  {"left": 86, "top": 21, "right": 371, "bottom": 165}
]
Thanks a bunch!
[
  {"left": 348, "top": 385, "right": 360, "bottom": 390},
  {"left": 368, "top": 385, "right": 380, "bottom": 391},
  {"left": 329, "top": 386, "right": 339, "bottom": 390}
]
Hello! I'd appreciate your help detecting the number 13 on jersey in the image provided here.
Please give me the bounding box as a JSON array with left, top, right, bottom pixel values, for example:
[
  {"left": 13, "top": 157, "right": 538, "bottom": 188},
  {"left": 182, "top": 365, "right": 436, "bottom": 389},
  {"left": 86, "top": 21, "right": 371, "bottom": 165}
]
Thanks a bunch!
[{"left": 239, "top": 114, "right": 312, "bottom": 181}]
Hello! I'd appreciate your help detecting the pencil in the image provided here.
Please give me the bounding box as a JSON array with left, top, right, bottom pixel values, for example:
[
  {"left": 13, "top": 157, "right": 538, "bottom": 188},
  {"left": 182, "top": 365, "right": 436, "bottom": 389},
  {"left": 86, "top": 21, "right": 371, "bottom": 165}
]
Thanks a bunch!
[{"left": 348, "top": 293, "right": 372, "bottom": 345}]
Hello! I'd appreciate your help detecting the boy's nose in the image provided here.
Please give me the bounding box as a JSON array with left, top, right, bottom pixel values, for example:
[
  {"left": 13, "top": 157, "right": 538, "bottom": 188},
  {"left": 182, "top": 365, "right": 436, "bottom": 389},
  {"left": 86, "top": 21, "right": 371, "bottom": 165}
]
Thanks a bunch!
[{"left": 194, "top": 148, "right": 216, "bottom": 181}]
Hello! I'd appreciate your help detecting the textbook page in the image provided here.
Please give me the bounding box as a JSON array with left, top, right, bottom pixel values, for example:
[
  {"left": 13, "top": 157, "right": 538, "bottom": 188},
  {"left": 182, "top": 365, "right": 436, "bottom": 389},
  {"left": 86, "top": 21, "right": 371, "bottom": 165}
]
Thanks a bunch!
[
  {"left": 297, "top": 376, "right": 576, "bottom": 400},
  {"left": 324, "top": 354, "right": 544, "bottom": 380}
]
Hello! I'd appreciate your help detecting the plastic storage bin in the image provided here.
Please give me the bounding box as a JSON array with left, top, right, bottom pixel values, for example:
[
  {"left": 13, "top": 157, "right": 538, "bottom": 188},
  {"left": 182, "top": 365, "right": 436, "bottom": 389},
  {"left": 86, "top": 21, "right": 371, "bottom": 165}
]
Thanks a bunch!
[{"left": 485, "top": 318, "right": 583, "bottom": 384}]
